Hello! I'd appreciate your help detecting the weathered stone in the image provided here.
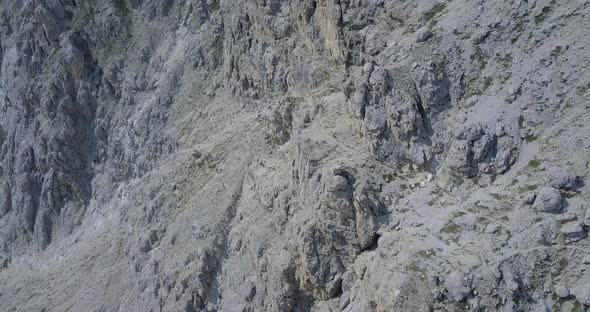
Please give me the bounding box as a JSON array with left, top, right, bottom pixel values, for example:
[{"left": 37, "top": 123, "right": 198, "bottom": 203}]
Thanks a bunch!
[
  {"left": 447, "top": 123, "right": 500, "bottom": 177},
  {"left": 571, "top": 284, "right": 590, "bottom": 306},
  {"left": 548, "top": 170, "right": 582, "bottom": 191},
  {"left": 554, "top": 212, "right": 578, "bottom": 222},
  {"left": 554, "top": 284, "right": 570, "bottom": 298},
  {"left": 584, "top": 207, "right": 590, "bottom": 226},
  {"left": 523, "top": 192, "right": 537, "bottom": 205},
  {"left": 416, "top": 27, "right": 433, "bottom": 42},
  {"left": 560, "top": 222, "right": 585, "bottom": 241},
  {"left": 353, "top": 180, "right": 380, "bottom": 250},
  {"left": 533, "top": 187, "right": 563, "bottom": 213},
  {"left": 444, "top": 271, "right": 471, "bottom": 302}
]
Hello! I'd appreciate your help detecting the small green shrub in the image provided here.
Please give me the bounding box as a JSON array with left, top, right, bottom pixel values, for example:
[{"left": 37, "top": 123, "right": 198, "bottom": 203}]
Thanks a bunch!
[
  {"left": 383, "top": 173, "right": 395, "bottom": 183},
  {"left": 528, "top": 159, "right": 541, "bottom": 168},
  {"left": 471, "top": 46, "right": 487, "bottom": 70},
  {"left": 416, "top": 249, "right": 436, "bottom": 259},
  {"left": 113, "top": 0, "right": 130, "bottom": 16},
  {"left": 424, "top": 3, "right": 447, "bottom": 21},
  {"left": 563, "top": 192, "right": 576, "bottom": 199},
  {"left": 525, "top": 135, "right": 538, "bottom": 142},
  {"left": 534, "top": 6, "right": 551, "bottom": 24},
  {"left": 550, "top": 46, "right": 562, "bottom": 58},
  {"left": 483, "top": 77, "right": 493, "bottom": 91},
  {"left": 441, "top": 222, "right": 461, "bottom": 235},
  {"left": 577, "top": 81, "right": 590, "bottom": 95},
  {"left": 429, "top": 19, "right": 438, "bottom": 29}
]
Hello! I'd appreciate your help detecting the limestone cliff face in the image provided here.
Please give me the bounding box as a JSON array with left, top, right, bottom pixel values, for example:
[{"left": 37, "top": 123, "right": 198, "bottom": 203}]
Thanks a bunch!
[{"left": 1, "top": 0, "right": 590, "bottom": 311}]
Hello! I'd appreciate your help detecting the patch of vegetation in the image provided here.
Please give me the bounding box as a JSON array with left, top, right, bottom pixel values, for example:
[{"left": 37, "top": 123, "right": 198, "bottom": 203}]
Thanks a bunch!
[
  {"left": 441, "top": 221, "right": 462, "bottom": 235},
  {"left": 464, "top": 77, "right": 482, "bottom": 98},
  {"left": 555, "top": 294, "right": 579, "bottom": 312},
  {"left": 577, "top": 81, "right": 590, "bottom": 95},
  {"left": 213, "top": 37, "right": 224, "bottom": 62},
  {"left": 455, "top": 174, "right": 465, "bottom": 186},
  {"left": 113, "top": 0, "right": 131, "bottom": 16},
  {"left": 497, "top": 53, "right": 513, "bottom": 68},
  {"left": 571, "top": 301, "right": 585, "bottom": 312},
  {"left": 549, "top": 295, "right": 579, "bottom": 312},
  {"left": 452, "top": 302, "right": 472, "bottom": 312},
  {"left": 490, "top": 173, "right": 498, "bottom": 183},
  {"left": 477, "top": 216, "right": 491, "bottom": 228},
  {"left": 405, "top": 167, "right": 418, "bottom": 179},
  {"left": 383, "top": 173, "right": 396, "bottom": 183},
  {"left": 474, "top": 201, "right": 489, "bottom": 209},
  {"left": 417, "top": 249, "right": 436, "bottom": 259},
  {"left": 528, "top": 159, "right": 541, "bottom": 168},
  {"left": 483, "top": 77, "right": 493, "bottom": 91},
  {"left": 519, "top": 184, "right": 538, "bottom": 193},
  {"left": 429, "top": 18, "right": 438, "bottom": 29},
  {"left": 563, "top": 191, "right": 576, "bottom": 199},
  {"left": 431, "top": 187, "right": 443, "bottom": 196},
  {"left": 534, "top": 6, "right": 551, "bottom": 25},
  {"left": 525, "top": 135, "right": 538, "bottom": 142},
  {"left": 550, "top": 46, "right": 563, "bottom": 58},
  {"left": 312, "top": 67, "right": 331, "bottom": 85},
  {"left": 559, "top": 257, "right": 569, "bottom": 270},
  {"left": 68, "top": 2, "right": 99, "bottom": 31},
  {"left": 407, "top": 262, "right": 427, "bottom": 280},
  {"left": 471, "top": 46, "right": 487, "bottom": 70},
  {"left": 389, "top": 16, "right": 406, "bottom": 27},
  {"left": 286, "top": 96, "right": 305, "bottom": 106},
  {"left": 196, "top": 153, "right": 217, "bottom": 169},
  {"left": 490, "top": 193, "right": 504, "bottom": 200},
  {"left": 452, "top": 211, "right": 467, "bottom": 218},
  {"left": 271, "top": 134, "right": 287, "bottom": 145},
  {"left": 447, "top": 170, "right": 465, "bottom": 187},
  {"left": 424, "top": 2, "right": 447, "bottom": 21}
]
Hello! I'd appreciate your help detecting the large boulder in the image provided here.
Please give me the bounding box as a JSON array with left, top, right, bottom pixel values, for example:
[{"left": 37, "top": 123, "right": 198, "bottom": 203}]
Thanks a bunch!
[
  {"left": 415, "top": 27, "right": 433, "bottom": 42},
  {"left": 299, "top": 167, "right": 356, "bottom": 298},
  {"left": 447, "top": 123, "right": 496, "bottom": 177},
  {"left": 560, "top": 221, "right": 585, "bottom": 242},
  {"left": 533, "top": 187, "right": 563, "bottom": 213},
  {"left": 352, "top": 179, "right": 381, "bottom": 250},
  {"left": 444, "top": 271, "right": 471, "bottom": 302},
  {"left": 548, "top": 170, "right": 583, "bottom": 191}
]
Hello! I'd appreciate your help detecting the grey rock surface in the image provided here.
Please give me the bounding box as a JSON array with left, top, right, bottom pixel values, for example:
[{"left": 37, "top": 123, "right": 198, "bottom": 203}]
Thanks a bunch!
[
  {"left": 415, "top": 27, "right": 433, "bottom": 43},
  {"left": 555, "top": 284, "right": 570, "bottom": 298},
  {"left": 0, "top": 0, "right": 590, "bottom": 311},
  {"left": 533, "top": 187, "right": 563, "bottom": 213},
  {"left": 560, "top": 221, "right": 585, "bottom": 242},
  {"left": 444, "top": 271, "right": 471, "bottom": 302},
  {"left": 549, "top": 170, "right": 583, "bottom": 191}
]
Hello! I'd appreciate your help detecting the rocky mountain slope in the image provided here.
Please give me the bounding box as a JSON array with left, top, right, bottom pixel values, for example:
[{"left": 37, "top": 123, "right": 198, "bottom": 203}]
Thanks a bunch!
[{"left": 1, "top": 0, "right": 589, "bottom": 311}]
